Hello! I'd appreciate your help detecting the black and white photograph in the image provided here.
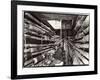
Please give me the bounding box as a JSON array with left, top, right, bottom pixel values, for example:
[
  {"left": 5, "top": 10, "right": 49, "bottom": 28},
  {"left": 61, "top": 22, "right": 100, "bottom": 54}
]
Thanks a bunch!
[
  {"left": 11, "top": 0, "right": 97, "bottom": 79},
  {"left": 23, "top": 11, "right": 90, "bottom": 67}
]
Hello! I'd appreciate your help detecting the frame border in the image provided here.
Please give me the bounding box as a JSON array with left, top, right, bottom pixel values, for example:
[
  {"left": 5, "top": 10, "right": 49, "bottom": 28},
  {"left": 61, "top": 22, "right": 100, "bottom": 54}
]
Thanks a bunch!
[{"left": 11, "top": 0, "right": 98, "bottom": 79}]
